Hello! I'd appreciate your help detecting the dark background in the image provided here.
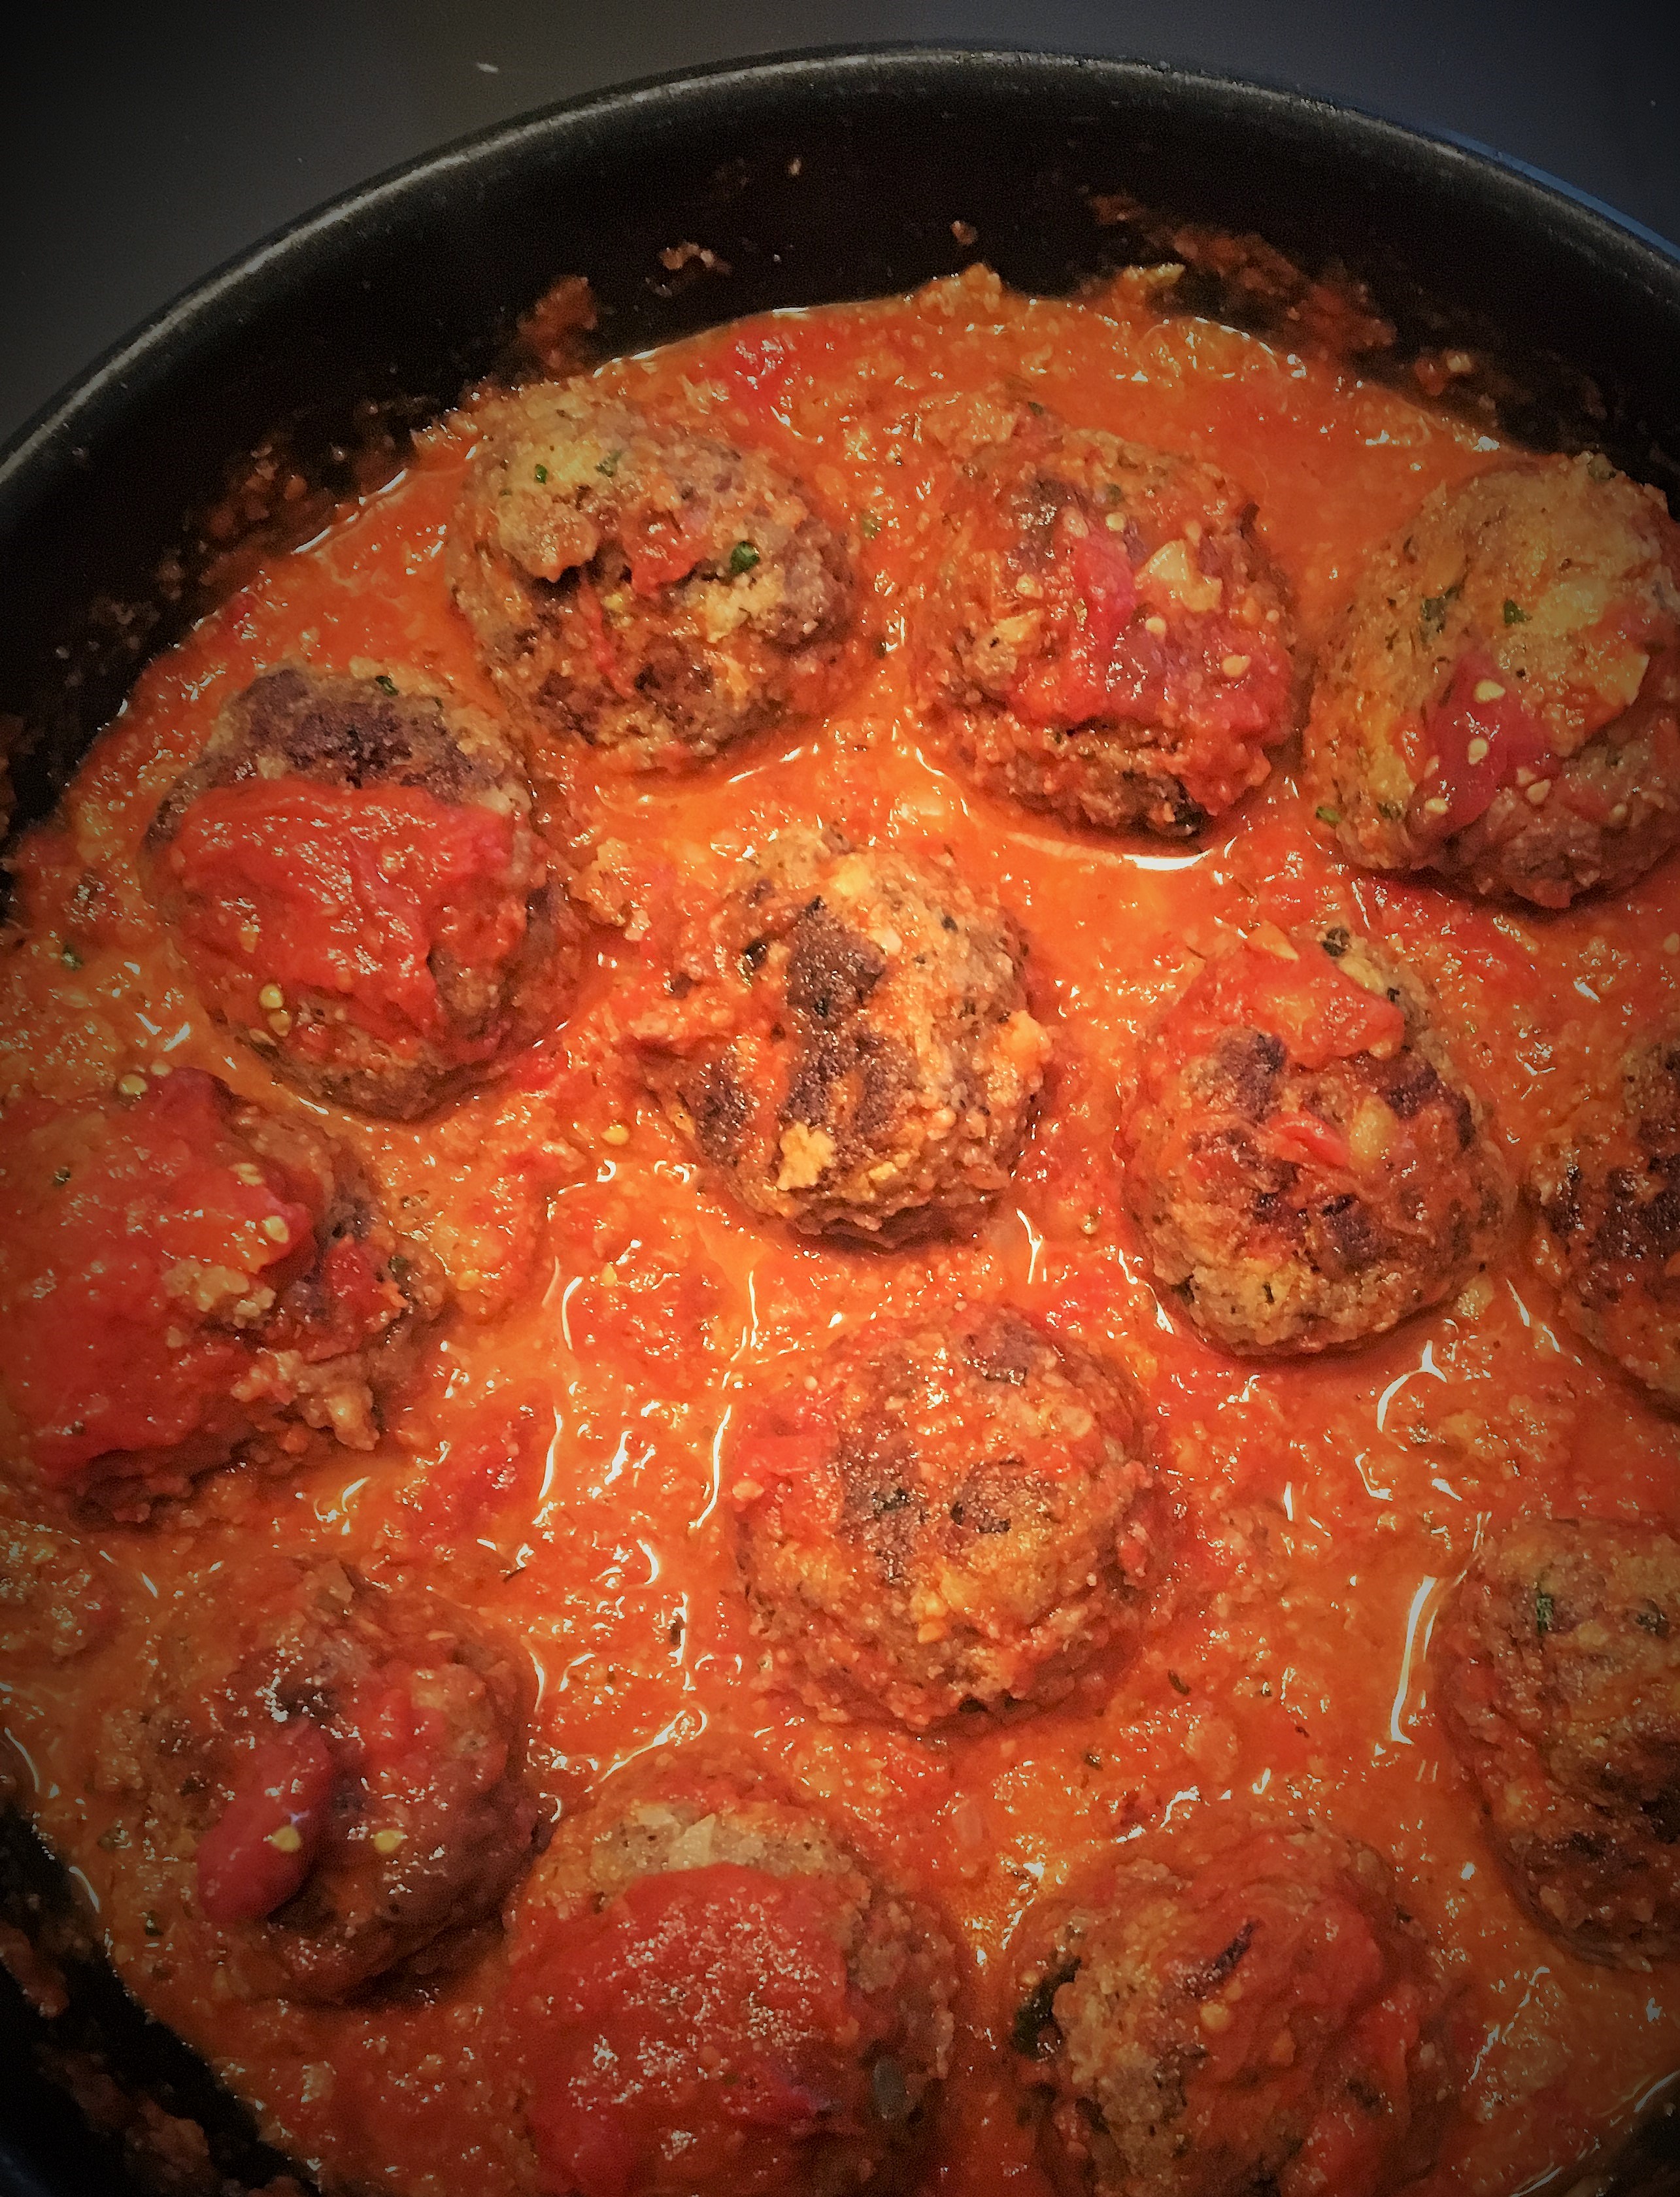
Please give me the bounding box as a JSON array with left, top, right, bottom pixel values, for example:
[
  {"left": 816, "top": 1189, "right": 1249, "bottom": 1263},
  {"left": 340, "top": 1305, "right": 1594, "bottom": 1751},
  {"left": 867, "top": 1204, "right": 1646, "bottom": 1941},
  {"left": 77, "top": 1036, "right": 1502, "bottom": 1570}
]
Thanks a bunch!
[{"left": 2, "top": 0, "right": 1677, "bottom": 450}]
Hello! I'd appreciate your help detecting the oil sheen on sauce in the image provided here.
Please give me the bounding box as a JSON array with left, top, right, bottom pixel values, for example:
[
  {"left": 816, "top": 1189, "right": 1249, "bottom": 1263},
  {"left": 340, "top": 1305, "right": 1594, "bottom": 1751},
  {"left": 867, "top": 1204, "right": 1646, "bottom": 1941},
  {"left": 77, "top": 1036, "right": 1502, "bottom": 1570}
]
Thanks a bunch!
[{"left": 2, "top": 265, "right": 1677, "bottom": 2197}]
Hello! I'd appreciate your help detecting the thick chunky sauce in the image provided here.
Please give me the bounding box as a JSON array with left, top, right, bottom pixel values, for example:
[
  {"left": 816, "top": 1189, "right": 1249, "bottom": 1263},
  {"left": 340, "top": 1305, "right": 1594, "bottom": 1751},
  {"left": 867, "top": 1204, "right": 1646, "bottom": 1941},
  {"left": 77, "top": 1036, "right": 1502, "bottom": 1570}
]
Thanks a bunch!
[{"left": 3, "top": 265, "right": 1678, "bottom": 2195}]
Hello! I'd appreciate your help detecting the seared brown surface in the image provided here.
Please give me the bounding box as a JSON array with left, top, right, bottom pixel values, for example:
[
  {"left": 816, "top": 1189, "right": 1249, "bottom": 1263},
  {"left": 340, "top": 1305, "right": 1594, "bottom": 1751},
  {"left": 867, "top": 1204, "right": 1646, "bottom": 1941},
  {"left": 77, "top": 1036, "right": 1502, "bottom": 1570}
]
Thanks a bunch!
[
  {"left": 1014, "top": 1821, "right": 1459, "bottom": 2197},
  {"left": 1530, "top": 1031, "right": 1680, "bottom": 1404},
  {"left": 1435, "top": 1518, "right": 1680, "bottom": 1966},
  {"left": 448, "top": 386, "right": 854, "bottom": 768},
  {"left": 1120, "top": 924, "right": 1511, "bottom": 1355},
  {"left": 732, "top": 1303, "right": 1160, "bottom": 1728},
  {"left": 630, "top": 826, "right": 1050, "bottom": 1240}
]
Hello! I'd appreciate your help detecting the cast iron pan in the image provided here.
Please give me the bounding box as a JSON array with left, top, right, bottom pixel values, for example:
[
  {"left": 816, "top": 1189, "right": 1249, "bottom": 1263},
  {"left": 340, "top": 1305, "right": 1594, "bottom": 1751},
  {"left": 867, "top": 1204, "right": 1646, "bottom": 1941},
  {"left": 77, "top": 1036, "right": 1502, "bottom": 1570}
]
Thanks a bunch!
[{"left": 1, "top": 43, "right": 1678, "bottom": 2197}]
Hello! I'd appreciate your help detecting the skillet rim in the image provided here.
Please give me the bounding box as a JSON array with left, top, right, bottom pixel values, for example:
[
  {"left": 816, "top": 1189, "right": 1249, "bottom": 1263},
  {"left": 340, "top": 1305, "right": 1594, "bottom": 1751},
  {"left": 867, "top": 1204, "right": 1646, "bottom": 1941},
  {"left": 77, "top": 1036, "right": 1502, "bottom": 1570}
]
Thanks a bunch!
[{"left": 3, "top": 39, "right": 1679, "bottom": 2197}]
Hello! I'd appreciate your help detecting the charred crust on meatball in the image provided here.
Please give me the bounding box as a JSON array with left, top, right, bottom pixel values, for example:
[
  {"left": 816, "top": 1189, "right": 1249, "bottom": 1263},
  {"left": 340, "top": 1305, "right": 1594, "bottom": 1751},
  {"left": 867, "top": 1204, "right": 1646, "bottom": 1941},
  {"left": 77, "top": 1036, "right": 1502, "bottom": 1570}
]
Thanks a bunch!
[
  {"left": 1434, "top": 1518, "right": 1680, "bottom": 1965},
  {"left": 731, "top": 1303, "right": 1160, "bottom": 1728},
  {"left": 148, "top": 666, "right": 513, "bottom": 836},
  {"left": 1013, "top": 1820, "right": 1460, "bottom": 2197},
  {"left": 632, "top": 827, "right": 1051, "bottom": 1241},
  {"left": 447, "top": 385, "right": 856, "bottom": 768},
  {"left": 1530, "top": 1034, "right": 1680, "bottom": 1405},
  {"left": 1120, "top": 922, "right": 1511, "bottom": 1356}
]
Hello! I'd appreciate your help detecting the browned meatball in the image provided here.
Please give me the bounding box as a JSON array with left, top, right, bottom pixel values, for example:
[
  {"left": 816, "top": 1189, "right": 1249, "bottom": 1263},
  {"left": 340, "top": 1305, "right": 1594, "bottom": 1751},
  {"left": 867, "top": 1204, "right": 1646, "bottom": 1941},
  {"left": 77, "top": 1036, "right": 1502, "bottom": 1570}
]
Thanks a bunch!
[
  {"left": 731, "top": 1304, "right": 1160, "bottom": 1729},
  {"left": 1013, "top": 1820, "right": 1459, "bottom": 2197},
  {"left": 509, "top": 1756, "right": 956, "bottom": 2196},
  {"left": 630, "top": 828, "right": 1050, "bottom": 1241},
  {"left": 1119, "top": 922, "right": 1511, "bottom": 1355},
  {"left": 150, "top": 666, "right": 572, "bottom": 1119},
  {"left": 1434, "top": 1518, "right": 1680, "bottom": 1966},
  {"left": 0, "top": 1067, "right": 442, "bottom": 1518},
  {"left": 448, "top": 384, "right": 854, "bottom": 768},
  {"left": 153, "top": 1564, "right": 539, "bottom": 2000},
  {"left": 1530, "top": 1030, "right": 1680, "bottom": 1404},
  {"left": 913, "top": 412, "right": 1298, "bottom": 836},
  {"left": 1306, "top": 454, "right": 1680, "bottom": 907}
]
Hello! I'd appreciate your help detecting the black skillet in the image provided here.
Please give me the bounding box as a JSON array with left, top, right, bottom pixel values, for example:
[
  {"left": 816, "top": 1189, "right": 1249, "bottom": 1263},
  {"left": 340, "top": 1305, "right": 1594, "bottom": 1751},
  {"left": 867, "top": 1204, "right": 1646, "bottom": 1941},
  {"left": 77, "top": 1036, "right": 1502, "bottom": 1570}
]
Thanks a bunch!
[{"left": 1, "top": 44, "right": 1678, "bottom": 2197}]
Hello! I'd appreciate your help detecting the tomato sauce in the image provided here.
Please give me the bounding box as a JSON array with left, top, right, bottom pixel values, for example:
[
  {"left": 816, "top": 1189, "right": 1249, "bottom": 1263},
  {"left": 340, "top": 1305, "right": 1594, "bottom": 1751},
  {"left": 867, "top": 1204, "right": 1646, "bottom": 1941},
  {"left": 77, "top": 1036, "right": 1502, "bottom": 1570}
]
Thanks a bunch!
[{"left": 2, "top": 262, "right": 1677, "bottom": 2196}]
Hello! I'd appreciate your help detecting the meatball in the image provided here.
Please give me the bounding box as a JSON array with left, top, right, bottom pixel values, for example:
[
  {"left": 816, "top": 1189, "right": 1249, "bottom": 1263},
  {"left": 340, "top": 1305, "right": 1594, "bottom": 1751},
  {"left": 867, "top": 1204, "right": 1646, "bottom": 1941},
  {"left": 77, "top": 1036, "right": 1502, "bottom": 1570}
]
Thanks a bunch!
[
  {"left": 1434, "top": 1517, "right": 1680, "bottom": 1966},
  {"left": 1529, "top": 1031, "right": 1680, "bottom": 1403},
  {"left": 1119, "top": 922, "right": 1511, "bottom": 1355},
  {"left": 631, "top": 827, "right": 1050, "bottom": 1241},
  {"left": 1013, "top": 1821, "right": 1459, "bottom": 2197},
  {"left": 149, "top": 665, "right": 572, "bottom": 1118},
  {"left": 913, "top": 412, "right": 1298, "bottom": 836},
  {"left": 448, "top": 383, "right": 854, "bottom": 768},
  {"left": 731, "top": 1303, "right": 1160, "bottom": 1728},
  {"left": 0, "top": 1067, "right": 441, "bottom": 1516},
  {"left": 1306, "top": 454, "right": 1680, "bottom": 908},
  {"left": 510, "top": 1757, "right": 956, "bottom": 2197},
  {"left": 148, "top": 1564, "right": 538, "bottom": 2000}
]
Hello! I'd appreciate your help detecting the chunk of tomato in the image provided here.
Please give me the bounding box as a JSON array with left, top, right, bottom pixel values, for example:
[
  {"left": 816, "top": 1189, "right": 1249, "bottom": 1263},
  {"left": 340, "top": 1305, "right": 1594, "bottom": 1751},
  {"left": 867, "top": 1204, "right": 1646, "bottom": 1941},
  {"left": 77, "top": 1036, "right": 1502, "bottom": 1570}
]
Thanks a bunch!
[
  {"left": 195, "top": 1719, "right": 337, "bottom": 1926},
  {"left": 1413, "top": 648, "right": 1555, "bottom": 843},
  {"left": 1011, "top": 514, "right": 1138, "bottom": 724}
]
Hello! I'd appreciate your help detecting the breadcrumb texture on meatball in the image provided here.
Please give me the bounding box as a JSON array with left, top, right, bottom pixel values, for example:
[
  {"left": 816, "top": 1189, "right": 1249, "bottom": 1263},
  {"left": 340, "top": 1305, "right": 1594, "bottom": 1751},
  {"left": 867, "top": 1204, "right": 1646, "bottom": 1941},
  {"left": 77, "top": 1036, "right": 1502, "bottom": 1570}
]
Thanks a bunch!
[
  {"left": 1530, "top": 1030, "right": 1680, "bottom": 1404},
  {"left": 1306, "top": 454, "right": 1680, "bottom": 907},
  {"left": 631, "top": 827, "right": 1051, "bottom": 1241},
  {"left": 448, "top": 382, "right": 855, "bottom": 768},
  {"left": 511, "top": 1757, "right": 956, "bottom": 2197},
  {"left": 1120, "top": 922, "right": 1511, "bottom": 1356},
  {"left": 913, "top": 412, "right": 1299, "bottom": 836},
  {"left": 0, "top": 1067, "right": 442, "bottom": 1517},
  {"left": 1013, "top": 1820, "right": 1460, "bottom": 2197},
  {"left": 731, "top": 1303, "right": 1160, "bottom": 1728},
  {"left": 150, "top": 665, "right": 573, "bottom": 1119},
  {"left": 126, "top": 1563, "right": 538, "bottom": 2002},
  {"left": 1434, "top": 1517, "right": 1680, "bottom": 1966}
]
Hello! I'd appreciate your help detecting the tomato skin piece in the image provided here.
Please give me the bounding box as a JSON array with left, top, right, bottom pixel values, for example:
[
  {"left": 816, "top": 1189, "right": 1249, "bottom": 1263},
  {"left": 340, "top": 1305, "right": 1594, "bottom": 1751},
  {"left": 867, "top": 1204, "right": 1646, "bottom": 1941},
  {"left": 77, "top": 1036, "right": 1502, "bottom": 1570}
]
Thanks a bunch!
[
  {"left": 1412, "top": 647, "right": 1555, "bottom": 843},
  {"left": 1265, "top": 1109, "right": 1354, "bottom": 1171},
  {"left": 195, "top": 1720, "right": 338, "bottom": 1926}
]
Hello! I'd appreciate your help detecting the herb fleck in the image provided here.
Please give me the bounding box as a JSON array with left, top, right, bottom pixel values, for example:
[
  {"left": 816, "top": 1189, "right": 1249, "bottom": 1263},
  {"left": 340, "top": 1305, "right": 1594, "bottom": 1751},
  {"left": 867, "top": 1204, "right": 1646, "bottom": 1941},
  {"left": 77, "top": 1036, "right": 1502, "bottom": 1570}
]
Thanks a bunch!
[
  {"left": 728, "top": 540, "right": 760, "bottom": 575},
  {"left": 1503, "top": 599, "right": 1528, "bottom": 626},
  {"left": 374, "top": 673, "right": 397, "bottom": 695},
  {"left": 1635, "top": 1605, "right": 1670, "bottom": 1637},
  {"left": 1419, "top": 582, "right": 1462, "bottom": 640},
  {"left": 533, "top": 463, "right": 549, "bottom": 484},
  {"left": 52, "top": 1166, "right": 71, "bottom": 1188},
  {"left": 860, "top": 510, "right": 882, "bottom": 541},
  {"left": 1168, "top": 1669, "right": 1191, "bottom": 1695},
  {"left": 596, "top": 450, "right": 622, "bottom": 477},
  {"left": 1536, "top": 1585, "right": 1555, "bottom": 1636},
  {"left": 1315, "top": 804, "right": 1341, "bottom": 826},
  {"left": 60, "top": 943, "right": 83, "bottom": 969}
]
